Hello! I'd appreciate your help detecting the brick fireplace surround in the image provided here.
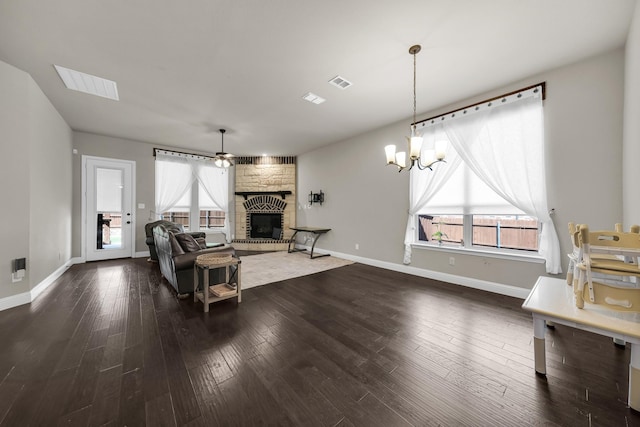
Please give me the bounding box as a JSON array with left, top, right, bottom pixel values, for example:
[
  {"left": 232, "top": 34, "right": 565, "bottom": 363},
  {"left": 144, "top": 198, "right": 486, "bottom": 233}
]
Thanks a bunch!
[{"left": 232, "top": 156, "right": 296, "bottom": 251}]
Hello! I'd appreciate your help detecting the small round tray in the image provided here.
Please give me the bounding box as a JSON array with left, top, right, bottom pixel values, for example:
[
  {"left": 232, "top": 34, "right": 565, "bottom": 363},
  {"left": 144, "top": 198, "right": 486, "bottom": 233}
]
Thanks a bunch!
[{"left": 196, "top": 253, "right": 233, "bottom": 267}]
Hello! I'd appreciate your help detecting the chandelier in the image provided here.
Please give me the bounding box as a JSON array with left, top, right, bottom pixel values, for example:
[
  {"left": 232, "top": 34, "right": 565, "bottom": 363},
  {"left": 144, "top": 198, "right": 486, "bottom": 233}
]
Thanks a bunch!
[
  {"left": 385, "top": 45, "right": 446, "bottom": 172},
  {"left": 214, "top": 128, "right": 234, "bottom": 168}
]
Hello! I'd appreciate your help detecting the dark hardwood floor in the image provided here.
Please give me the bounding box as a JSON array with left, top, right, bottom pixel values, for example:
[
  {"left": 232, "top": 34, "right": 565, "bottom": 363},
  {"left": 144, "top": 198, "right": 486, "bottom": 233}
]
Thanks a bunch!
[{"left": 1, "top": 257, "right": 639, "bottom": 426}]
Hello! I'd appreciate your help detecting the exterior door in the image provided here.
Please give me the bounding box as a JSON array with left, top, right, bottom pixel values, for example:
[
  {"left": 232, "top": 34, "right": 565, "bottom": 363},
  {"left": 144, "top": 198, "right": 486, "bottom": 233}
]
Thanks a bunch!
[{"left": 84, "top": 156, "right": 135, "bottom": 261}]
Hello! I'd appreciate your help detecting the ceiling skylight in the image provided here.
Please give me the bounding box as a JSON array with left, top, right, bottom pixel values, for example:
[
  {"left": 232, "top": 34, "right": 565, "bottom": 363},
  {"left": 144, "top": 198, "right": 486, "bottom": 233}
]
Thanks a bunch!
[
  {"left": 54, "top": 65, "right": 119, "bottom": 101},
  {"left": 302, "top": 92, "right": 326, "bottom": 105}
]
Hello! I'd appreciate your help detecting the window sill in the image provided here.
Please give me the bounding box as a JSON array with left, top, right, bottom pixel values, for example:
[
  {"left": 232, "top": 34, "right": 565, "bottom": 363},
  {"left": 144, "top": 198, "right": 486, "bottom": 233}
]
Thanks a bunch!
[{"left": 411, "top": 242, "right": 545, "bottom": 264}]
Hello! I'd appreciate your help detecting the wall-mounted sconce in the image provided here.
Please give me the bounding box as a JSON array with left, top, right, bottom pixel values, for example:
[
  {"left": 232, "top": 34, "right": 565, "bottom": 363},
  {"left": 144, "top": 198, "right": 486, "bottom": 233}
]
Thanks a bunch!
[{"left": 308, "top": 190, "right": 324, "bottom": 206}]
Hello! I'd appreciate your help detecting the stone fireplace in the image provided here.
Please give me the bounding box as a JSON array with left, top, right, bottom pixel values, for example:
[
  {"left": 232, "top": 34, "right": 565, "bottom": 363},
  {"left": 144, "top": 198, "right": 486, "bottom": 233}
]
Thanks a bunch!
[{"left": 232, "top": 156, "right": 296, "bottom": 251}]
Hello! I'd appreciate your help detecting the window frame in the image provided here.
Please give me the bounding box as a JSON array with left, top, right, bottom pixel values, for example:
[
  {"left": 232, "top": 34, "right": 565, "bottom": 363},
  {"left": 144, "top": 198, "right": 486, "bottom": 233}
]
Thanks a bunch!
[
  {"left": 414, "top": 213, "right": 544, "bottom": 262},
  {"left": 160, "top": 180, "right": 226, "bottom": 231}
]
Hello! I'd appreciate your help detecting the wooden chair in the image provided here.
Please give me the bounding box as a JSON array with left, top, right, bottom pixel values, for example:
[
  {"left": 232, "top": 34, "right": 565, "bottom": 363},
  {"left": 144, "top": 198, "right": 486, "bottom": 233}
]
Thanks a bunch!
[
  {"left": 574, "top": 226, "right": 640, "bottom": 310},
  {"left": 566, "top": 222, "right": 582, "bottom": 286}
]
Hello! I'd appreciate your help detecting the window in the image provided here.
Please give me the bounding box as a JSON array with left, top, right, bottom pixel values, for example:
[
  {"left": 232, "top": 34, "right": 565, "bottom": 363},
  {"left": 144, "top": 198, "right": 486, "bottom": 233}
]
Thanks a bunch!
[
  {"left": 198, "top": 182, "right": 225, "bottom": 229},
  {"left": 415, "top": 159, "right": 539, "bottom": 253},
  {"left": 404, "top": 84, "right": 562, "bottom": 273},
  {"left": 161, "top": 185, "right": 192, "bottom": 229},
  {"left": 155, "top": 150, "right": 229, "bottom": 236},
  {"left": 418, "top": 214, "right": 538, "bottom": 252},
  {"left": 160, "top": 181, "right": 226, "bottom": 231}
]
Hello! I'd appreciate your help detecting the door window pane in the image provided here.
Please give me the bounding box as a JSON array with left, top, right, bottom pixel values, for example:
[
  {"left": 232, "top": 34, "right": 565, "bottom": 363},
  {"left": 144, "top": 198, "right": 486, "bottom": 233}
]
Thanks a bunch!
[
  {"left": 96, "top": 168, "right": 123, "bottom": 212},
  {"left": 96, "top": 167, "right": 123, "bottom": 249}
]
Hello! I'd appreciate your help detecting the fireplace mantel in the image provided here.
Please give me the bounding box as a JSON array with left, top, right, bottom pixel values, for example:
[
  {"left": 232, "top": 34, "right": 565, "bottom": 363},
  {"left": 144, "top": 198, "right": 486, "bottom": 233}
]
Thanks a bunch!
[{"left": 235, "top": 191, "right": 292, "bottom": 200}]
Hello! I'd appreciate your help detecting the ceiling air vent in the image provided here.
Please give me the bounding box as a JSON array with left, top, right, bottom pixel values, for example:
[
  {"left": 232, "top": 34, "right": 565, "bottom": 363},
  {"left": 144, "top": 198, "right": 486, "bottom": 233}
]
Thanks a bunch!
[
  {"left": 302, "top": 92, "right": 326, "bottom": 105},
  {"left": 328, "top": 75, "right": 353, "bottom": 90},
  {"left": 54, "top": 65, "right": 119, "bottom": 100}
]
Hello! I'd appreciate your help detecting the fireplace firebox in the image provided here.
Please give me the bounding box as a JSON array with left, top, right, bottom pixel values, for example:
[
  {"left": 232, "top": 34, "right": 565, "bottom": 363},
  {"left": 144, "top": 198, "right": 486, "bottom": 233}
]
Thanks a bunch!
[{"left": 250, "top": 213, "right": 282, "bottom": 239}]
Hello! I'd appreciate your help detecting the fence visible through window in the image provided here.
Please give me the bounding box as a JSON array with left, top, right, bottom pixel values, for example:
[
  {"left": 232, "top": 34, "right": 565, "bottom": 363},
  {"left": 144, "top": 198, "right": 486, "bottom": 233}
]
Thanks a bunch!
[
  {"left": 160, "top": 210, "right": 225, "bottom": 231},
  {"left": 200, "top": 210, "right": 225, "bottom": 228},
  {"left": 418, "top": 214, "right": 538, "bottom": 251}
]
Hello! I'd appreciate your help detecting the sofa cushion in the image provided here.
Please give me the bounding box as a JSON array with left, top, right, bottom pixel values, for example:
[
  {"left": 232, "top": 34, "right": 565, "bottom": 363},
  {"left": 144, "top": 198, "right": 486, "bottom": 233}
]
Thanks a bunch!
[
  {"left": 168, "top": 232, "right": 185, "bottom": 256},
  {"left": 195, "top": 237, "right": 207, "bottom": 249},
  {"left": 175, "top": 233, "right": 201, "bottom": 252}
]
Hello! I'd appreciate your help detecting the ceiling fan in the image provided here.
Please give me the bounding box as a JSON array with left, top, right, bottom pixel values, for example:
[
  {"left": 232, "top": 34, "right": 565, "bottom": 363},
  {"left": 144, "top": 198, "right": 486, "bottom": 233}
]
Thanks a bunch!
[{"left": 213, "top": 128, "right": 234, "bottom": 168}]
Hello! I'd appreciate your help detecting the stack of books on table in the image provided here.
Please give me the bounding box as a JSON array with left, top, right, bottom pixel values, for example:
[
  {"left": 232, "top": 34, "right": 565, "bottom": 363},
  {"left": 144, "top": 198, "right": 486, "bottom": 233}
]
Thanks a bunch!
[{"left": 210, "top": 283, "right": 237, "bottom": 297}]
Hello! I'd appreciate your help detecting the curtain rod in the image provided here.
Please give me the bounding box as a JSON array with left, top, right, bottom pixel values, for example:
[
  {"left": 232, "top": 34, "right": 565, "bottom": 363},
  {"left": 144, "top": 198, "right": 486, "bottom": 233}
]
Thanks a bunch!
[
  {"left": 153, "top": 147, "right": 215, "bottom": 161},
  {"left": 414, "top": 82, "right": 546, "bottom": 126}
]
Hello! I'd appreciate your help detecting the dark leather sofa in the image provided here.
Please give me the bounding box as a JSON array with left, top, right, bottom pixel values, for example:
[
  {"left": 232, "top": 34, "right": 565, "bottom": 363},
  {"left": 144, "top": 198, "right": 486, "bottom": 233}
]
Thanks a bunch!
[
  {"left": 145, "top": 220, "right": 203, "bottom": 261},
  {"left": 152, "top": 223, "right": 236, "bottom": 295}
]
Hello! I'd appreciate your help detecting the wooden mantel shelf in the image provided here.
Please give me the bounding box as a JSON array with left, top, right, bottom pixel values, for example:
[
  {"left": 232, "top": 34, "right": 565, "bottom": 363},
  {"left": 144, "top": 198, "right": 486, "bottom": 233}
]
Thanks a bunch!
[{"left": 234, "top": 191, "right": 292, "bottom": 200}]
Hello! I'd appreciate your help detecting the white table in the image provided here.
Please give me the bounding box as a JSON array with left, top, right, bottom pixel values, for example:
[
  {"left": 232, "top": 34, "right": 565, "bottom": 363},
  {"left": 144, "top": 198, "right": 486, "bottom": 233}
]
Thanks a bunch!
[{"left": 522, "top": 276, "right": 640, "bottom": 410}]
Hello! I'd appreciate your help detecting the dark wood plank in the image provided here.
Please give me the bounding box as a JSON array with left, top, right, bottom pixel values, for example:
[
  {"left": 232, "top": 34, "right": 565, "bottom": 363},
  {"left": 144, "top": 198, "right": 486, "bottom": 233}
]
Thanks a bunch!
[{"left": 0, "top": 258, "right": 639, "bottom": 426}]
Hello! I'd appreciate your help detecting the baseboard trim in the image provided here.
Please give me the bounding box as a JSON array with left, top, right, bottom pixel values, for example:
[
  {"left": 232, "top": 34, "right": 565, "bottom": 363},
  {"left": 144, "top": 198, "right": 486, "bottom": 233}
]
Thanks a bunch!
[
  {"left": 30, "top": 259, "right": 76, "bottom": 301},
  {"left": 304, "top": 246, "right": 531, "bottom": 300},
  {"left": 135, "top": 250, "right": 150, "bottom": 259},
  {"left": 0, "top": 292, "right": 31, "bottom": 312},
  {"left": 0, "top": 257, "right": 81, "bottom": 312}
]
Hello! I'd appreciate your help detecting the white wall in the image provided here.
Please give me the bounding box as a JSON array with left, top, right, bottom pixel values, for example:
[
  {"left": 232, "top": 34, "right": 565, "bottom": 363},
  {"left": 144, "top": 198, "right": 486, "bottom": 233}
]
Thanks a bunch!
[
  {"left": 28, "top": 81, "right": 73, "bottom": 286},
  {"left": 298, "top": 48, "right": 625, "bottom": 290},
  {"left": 0, "top": 59, "right": 72, "bottom": 301},
  {"left": 624, "top": 1, "right": 640, "bottom": 227}
]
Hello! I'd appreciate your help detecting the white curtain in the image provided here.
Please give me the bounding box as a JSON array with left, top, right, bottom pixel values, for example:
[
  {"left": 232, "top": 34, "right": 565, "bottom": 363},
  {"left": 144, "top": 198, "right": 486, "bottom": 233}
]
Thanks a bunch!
[
  {"left": 196, "top": 163, "right": 230, "bottom": 241},
  {"left": 444, "top": 93, "right": 562, "bottom": 274},
  {"left": 155, "top": 151, "right": 195, "bottom": 216},
  {"left": 403, "top": 125, "right": 463, "bottom": 263}
]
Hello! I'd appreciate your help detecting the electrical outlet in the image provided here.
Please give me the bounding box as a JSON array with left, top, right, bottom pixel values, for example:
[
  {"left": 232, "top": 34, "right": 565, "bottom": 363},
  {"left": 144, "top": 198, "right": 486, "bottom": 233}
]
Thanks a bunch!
[
  {"left": 449, "top": 257, "right": 455, "bottom": 266},
  {"left": 355, "top": 243, "right": 359, "bottom": 250},
  {"left": 12, "top": 270, "right": 25, "bottom": 283}
]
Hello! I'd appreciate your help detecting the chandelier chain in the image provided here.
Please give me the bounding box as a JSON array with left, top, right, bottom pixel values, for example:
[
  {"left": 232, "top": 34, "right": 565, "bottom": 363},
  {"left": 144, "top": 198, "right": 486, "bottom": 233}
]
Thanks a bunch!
[{"left": 413, "top": 50, "right": 417, "bottom": 131}]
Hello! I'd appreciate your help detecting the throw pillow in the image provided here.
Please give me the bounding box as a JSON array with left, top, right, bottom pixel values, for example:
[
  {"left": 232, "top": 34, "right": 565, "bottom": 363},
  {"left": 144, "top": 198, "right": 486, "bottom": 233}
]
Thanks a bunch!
[
  {"left": 195, "top": 237, "right": 207, "bottom": 249},
  {"left": 168, "top": 232, "right": 185, "bottom": 256},
  {"left": 175, "top": 233, "right": 202, "bottom": 252}
]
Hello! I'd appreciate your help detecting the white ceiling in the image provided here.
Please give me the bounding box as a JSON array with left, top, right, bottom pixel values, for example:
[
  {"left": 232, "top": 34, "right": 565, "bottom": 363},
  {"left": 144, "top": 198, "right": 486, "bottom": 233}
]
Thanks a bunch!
[{"left": 0, "top": 0, "right": 636, "bottom": 156}]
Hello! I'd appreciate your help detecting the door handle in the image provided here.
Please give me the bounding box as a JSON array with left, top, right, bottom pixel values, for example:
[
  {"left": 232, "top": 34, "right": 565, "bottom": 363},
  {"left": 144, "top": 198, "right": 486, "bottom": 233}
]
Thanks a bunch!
[{"left": 126, "top": 221, "right": 131, "bottom": 224}]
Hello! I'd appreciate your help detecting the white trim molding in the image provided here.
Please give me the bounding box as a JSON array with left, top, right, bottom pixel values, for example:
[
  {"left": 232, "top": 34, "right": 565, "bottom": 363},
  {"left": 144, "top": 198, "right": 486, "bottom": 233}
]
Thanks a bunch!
[
  {"left": 0, "top": 257, "right": 82, "bottom": 312},
  {"left": 0, "top": 291, "right": 31, "bottom": 312},
  {"left": 135, "top": 250, "right": 150, "bottom": 259},
  {"left": 301, "top": 245, "right": 532, "bottom": 299}
]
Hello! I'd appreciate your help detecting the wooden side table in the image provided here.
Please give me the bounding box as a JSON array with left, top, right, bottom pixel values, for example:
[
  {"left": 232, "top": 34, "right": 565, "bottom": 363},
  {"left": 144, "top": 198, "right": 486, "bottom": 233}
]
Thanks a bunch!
[{"left": 193, "top": 256, "right": 241, "bottom": 313}]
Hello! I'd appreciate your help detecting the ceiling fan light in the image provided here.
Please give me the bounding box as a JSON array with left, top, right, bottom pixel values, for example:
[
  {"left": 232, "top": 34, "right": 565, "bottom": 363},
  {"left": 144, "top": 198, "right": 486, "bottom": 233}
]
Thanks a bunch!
[{"left": 214, "top": 128, "right": 234, "bottom": 168}]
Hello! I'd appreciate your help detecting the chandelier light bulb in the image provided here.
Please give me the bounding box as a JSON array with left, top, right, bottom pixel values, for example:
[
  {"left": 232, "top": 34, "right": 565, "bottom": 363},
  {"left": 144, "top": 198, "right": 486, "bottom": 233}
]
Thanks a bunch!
[{"left": 385, "top": 145, "right": 397, "bottom": 164}]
